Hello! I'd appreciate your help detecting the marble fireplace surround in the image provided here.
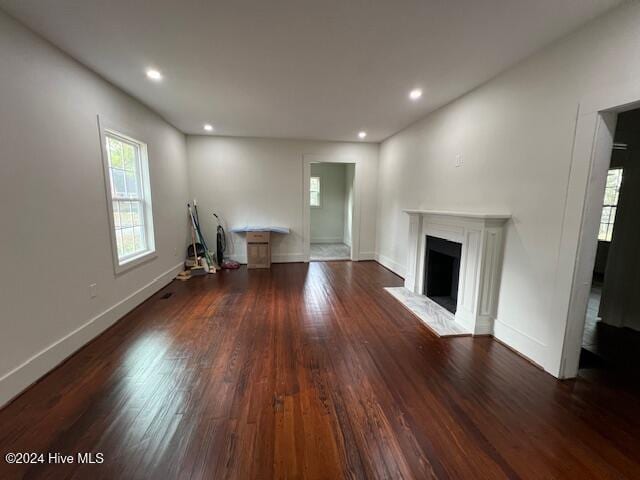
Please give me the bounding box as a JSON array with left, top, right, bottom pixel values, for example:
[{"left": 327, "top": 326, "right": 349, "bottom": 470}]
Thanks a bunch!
[{"left": 403, "top": 210, "right": 511, "bottom": 335}]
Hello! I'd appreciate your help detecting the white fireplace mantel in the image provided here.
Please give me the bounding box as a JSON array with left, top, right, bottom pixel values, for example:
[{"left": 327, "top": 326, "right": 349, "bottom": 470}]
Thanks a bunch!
[{"left": 403, "top": 209, "right": 510, "bottom": 335}]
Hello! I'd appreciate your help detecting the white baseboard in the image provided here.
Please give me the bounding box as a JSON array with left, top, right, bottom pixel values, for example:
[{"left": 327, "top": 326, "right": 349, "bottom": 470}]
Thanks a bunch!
[
  {"left": 358, "top": 251, "right": 376, "bottom": 261},
  {"left": 0, "top": 262, "right": 183, "bottom": 408},
  {"left": 473, "top": 315, "right": 495, "bottom": 336},
  {"left": 310, "top": 237, "right": 345, "bottom": 244},
  {"left": 493, "top": 319, "right": 549, "bottom": 373},
  {"left": 375, "top": 253, "right": 406, "bottom": 278}
]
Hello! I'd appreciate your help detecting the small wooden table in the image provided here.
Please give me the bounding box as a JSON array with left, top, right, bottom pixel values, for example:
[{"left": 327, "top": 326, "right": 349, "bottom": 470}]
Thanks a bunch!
[{"left": 230, "top": 226, "right": 291, "bottom": 269}]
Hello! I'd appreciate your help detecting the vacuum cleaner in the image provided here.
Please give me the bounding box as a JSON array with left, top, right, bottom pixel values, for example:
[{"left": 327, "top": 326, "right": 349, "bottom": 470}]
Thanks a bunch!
[{"left": 213, "top": 213, "right": 239, "bottom": 269}]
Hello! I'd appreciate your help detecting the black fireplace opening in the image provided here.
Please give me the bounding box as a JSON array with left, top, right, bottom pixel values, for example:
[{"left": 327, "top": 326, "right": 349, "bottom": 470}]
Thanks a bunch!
[{"left": 424, "top": 236, "right": 462, "bottom": 314}]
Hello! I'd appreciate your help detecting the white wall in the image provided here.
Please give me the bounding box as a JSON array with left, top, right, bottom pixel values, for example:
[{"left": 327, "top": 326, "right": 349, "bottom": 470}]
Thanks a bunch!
[
  {"left": 187, "top": 136, "right": 378, "bottom": 262},
  {"left": 375, "top": 1, "right": 640, "bottom": 376},
  {"left": 311, "top": 163, "right": 347, "bottom": 243},
  {"left": 0, "top": 11, "right": 190, "bottom": 406},
  {"left": 344, "top": 164, "right": 355, "bottom": 247}
]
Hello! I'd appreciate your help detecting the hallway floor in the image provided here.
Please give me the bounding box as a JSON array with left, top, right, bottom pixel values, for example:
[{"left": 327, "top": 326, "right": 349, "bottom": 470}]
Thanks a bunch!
[
  {"left": 581, "top": 285, "right": 640, "bottom": 373},
  {"left": 310, "top": 242, "right": 350, "bottom": 261}
]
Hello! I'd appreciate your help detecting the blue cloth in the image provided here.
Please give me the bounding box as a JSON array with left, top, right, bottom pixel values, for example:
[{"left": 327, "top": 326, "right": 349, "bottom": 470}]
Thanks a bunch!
[{"left": 230, "top": 226, "right": 290, "bottom": 234}]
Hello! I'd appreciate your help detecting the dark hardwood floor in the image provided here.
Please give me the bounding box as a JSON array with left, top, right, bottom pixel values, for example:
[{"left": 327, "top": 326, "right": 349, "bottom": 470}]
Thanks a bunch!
[{"left": 1, "top": 261, "right": 640, "bottom": 479}]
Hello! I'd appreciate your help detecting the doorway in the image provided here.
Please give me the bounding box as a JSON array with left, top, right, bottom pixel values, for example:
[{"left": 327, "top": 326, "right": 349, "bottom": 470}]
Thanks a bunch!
[
  {"left": 559, "top": 82, "right": 640, "bottom": 379},
  {"left": 578, "top": 109, "right": 640, "bottom": 374},
  {"left": 302, "top": 155, "right": 361, "bottom": 263},
  {"left": 308, "top": 162, "right": 355, "bottom": 261}
]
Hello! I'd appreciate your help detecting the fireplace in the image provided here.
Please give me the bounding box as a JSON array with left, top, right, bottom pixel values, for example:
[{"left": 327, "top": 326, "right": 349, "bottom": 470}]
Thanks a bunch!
[
  {"left": 403, "top": 209, "right": 510, "bottom": 335},
  {"left": 424, "top": 236, "right": 462, "bottom": 314}
]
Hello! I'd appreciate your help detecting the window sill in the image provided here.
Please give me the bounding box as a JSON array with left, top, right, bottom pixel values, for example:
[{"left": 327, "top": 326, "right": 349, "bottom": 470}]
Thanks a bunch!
[{"left": 115, "top": 249, "right": 157, "bottom": 275}]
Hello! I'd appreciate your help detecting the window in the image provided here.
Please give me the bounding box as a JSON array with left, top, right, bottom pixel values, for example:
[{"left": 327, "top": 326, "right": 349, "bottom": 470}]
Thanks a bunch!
[
  {"left": 100, "top": 124, "right": 155, "bottom": 272},
  {"left": 310, "top": 176, "right": 321, "bottom": 207},
  {"left": 598, "top": 168, "right": 623, "bottom": 242}
]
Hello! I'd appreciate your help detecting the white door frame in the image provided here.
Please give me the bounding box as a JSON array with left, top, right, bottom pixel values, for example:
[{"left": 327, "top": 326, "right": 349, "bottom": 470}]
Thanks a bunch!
[
  {"left": 555, "top": 80, "right": 640, "bottom": 379},
  {"left": 302, "top": 154, "right": 361, "bottom": 262}
]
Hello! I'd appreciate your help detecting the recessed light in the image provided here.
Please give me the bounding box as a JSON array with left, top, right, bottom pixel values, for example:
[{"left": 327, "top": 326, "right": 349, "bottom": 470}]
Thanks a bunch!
[
  {"left": 203, "top": 124, "right": 214, "bottom": 132},
  {"left": 146, "top": 69, "right": 163, "bottom": 81},
  {"left": 358, "top": 131, "right": 367, "bottom": 139},
  {"left": 409, "top": 88, "right": 423, "bottom": 100}
]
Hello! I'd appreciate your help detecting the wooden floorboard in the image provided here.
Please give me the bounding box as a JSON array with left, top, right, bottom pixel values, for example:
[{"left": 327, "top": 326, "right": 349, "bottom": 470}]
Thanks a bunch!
[{"left": 1, "top": 261, "right": 639, "bottom": 479}]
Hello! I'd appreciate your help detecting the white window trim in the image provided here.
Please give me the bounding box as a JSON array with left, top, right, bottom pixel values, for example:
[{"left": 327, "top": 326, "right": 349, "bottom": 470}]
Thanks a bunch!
[
  {"left": 98, "top": 115, "right": 157, "bottom": 275},
  {"left": 310, "top": 175, "right": 321, "bottom": 208},
  {"left": 598, "top": 167, "right": 623, "bottom": 242}
]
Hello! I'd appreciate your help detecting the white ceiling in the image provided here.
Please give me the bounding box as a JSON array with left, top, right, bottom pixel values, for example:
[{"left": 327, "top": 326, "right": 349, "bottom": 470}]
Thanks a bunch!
[{"left": 0, "top": 0, "right": 622, "bottom": 142}]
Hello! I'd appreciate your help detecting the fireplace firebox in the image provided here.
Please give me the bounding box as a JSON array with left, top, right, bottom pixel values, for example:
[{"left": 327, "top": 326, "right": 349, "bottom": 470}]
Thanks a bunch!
[{"left": 423, "top": 236, "right": 462, "bottom": 314}]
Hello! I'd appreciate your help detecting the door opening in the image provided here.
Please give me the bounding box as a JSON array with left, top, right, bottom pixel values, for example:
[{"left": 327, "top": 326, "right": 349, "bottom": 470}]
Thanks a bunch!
[
  {"left": 308, "top": 162, "right": 355, "bottom": 261},
  {"left": 578, "top": 108, "right": 640, "bottom": 375}
]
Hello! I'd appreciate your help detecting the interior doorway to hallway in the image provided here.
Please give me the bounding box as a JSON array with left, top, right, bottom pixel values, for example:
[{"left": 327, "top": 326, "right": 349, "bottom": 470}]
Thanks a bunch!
[
  {"left": 578, "top": 108, "right": 640, "bottom": 376},
  {"left": 308, "top": 162, "right": 355, "bottom": 261}
]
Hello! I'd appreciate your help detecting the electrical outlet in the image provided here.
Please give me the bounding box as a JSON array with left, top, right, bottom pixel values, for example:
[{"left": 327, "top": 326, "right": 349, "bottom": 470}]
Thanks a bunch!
[
  {"left": 455, "top": 154, "right": 463, "bottom": 168},
  {"left": 89, "top": 283, "right": 97, "bottom": 299},
  {"left": 173, "top": 247, "right": 178, "bottom": 257}
]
